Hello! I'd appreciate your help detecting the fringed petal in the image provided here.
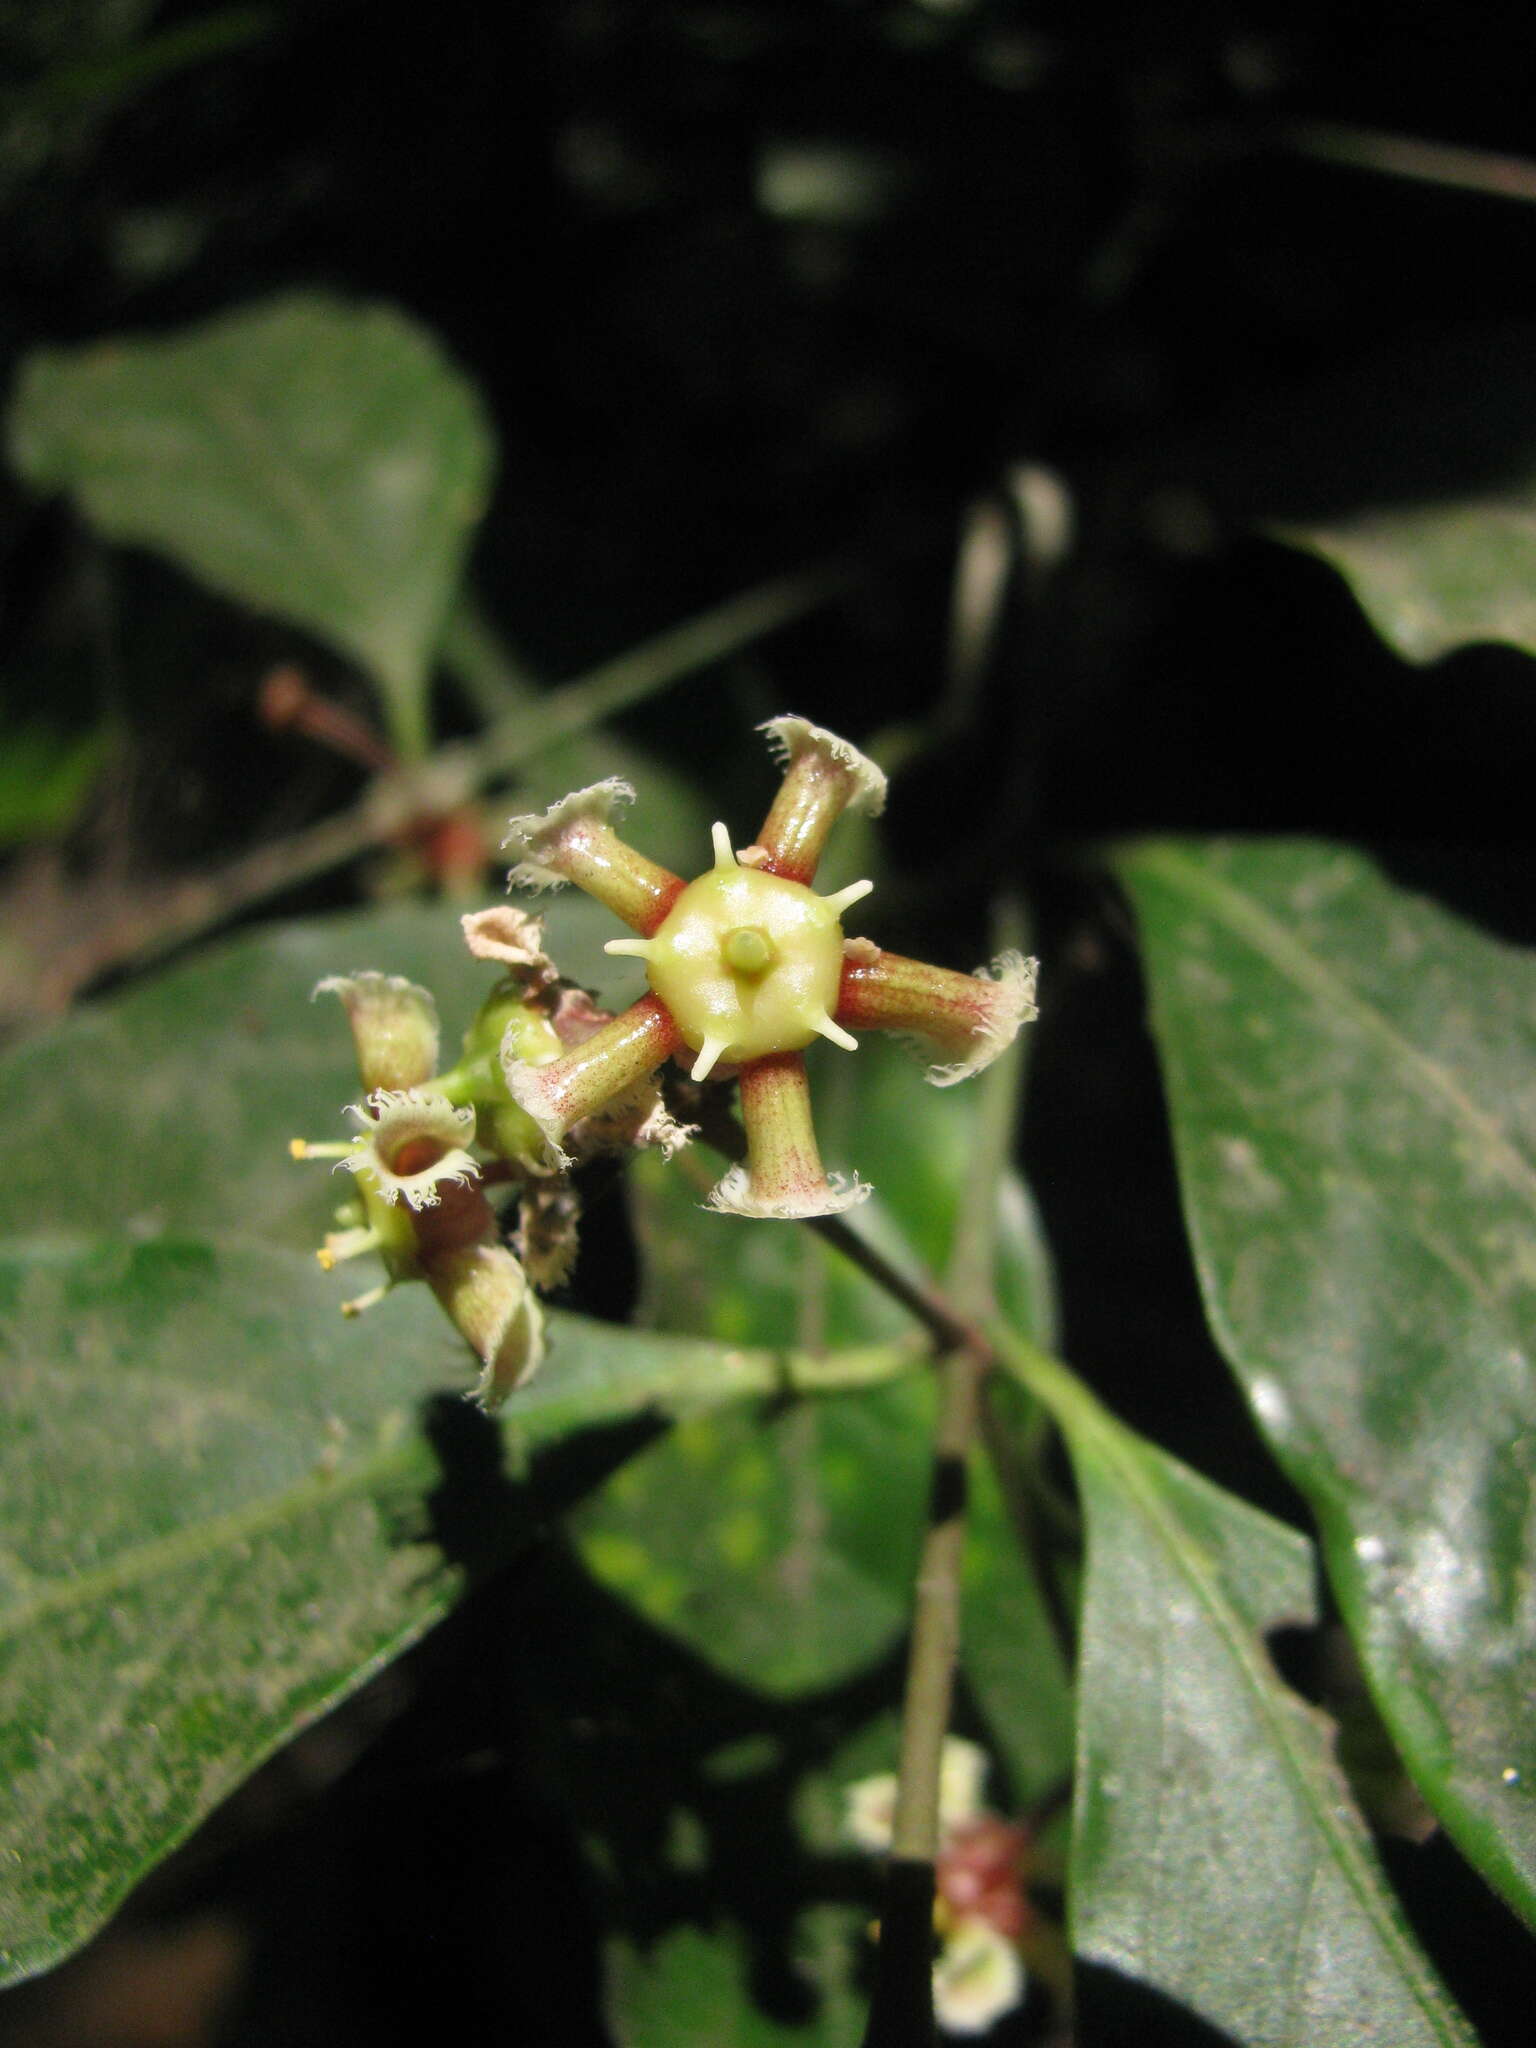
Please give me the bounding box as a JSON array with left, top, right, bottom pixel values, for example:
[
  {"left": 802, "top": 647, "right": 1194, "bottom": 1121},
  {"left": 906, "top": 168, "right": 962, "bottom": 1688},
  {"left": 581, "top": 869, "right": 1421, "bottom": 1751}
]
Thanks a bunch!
[
  {"left": 502, "top": 780, "right": 685, "bottom": 934},
  {"left": 502, "top": 994, "right": 682, "bottom": 1165},
  {"left": 424, "top": 1242, "right": 545, "bottom": 1408},
  {"left": 709, "top": 1051, "right": 869, "bottom": 1219},
  {"left": 747, "top": 714, "right": 887, "bottom": 884},
  {"left": 460, "top": 905, "right": 558, "bottom": 984},
  {"left": 340, "top": 1090, "right": 480, "bottom": 1209},
  {"left": 835, "top": 947, "right": 1037, "bottom": 1085}
]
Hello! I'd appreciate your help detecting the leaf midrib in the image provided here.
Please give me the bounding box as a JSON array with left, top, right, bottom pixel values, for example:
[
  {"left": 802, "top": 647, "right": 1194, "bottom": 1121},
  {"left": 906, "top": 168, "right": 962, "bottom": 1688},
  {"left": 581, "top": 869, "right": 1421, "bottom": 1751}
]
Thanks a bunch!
[{"left": 0, "top": 1432, "right": 439, "bottom": 1648}]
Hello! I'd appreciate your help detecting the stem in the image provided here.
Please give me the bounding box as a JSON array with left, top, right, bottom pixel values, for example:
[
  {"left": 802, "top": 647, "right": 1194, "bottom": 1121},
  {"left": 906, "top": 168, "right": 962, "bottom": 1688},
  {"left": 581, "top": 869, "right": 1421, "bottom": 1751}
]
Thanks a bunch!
[
  {"left": 476, "top": 563, "right": 851, "bottom": 767},
  {"left": 1286, "top": 118, "right": 1536, "bottom": 206},
  {"left": 859, "top": 902, "right": 1030, "bottom": 2046},
  {"left": 891, "top": 1341, "right": 987, "bottom": 1863}
]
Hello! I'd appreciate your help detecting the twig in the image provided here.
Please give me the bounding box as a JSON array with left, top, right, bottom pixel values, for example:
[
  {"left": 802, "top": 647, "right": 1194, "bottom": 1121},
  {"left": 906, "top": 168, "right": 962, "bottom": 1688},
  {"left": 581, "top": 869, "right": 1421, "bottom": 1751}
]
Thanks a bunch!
[
  {"left": 34, "top": 564, "right": 849, "bottom": 1009},
  {"left": 1286, "top": 118, "right": 1536, "bottom": 207}
]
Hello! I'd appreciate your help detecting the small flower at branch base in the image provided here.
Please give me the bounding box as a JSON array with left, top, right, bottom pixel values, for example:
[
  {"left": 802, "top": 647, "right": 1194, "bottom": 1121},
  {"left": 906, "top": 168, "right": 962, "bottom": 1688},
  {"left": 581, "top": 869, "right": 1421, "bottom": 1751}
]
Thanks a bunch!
[
  {"left": 499, "top": 718, "right": 1036, "bottom": 1217},
  {"left": 316, "top": 1089, "right": 545, "bottom": 1405},
  {"left": 931, "top": 1917, "right": 1026, "bottom": 2038},
  {"left": 843, "top": 1738, "right": 1031, "bottom": 2038},
  {"left": 314, "top": 973, "right": 440, "bottom": 1091},
  {"left": 842, "top": 1736, "right": 991, "bottom": 1853}
]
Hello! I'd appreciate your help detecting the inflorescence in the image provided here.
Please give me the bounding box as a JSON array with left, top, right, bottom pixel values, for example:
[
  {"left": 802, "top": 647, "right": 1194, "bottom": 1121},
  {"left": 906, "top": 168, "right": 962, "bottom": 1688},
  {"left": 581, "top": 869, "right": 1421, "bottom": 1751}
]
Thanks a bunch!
[{"left": 294, "top": 716, "right": 1037, "bottom": 1405}]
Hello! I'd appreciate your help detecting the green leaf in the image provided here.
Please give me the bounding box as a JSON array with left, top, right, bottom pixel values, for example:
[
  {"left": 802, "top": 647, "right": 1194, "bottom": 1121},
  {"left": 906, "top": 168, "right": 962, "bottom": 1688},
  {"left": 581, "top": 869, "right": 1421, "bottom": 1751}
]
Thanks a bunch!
[
  {"left": 997, "top": 1334, "right": 1476, "bottom": 2047},
  {"left": 607, "top": 1915, "right": 869, "bottom": 2046},
  {"left": 7, "top": 293, "right": 494, "bottom": 756},
  {"left": 1277, "top": 499, "right": 1536, "bottom": 665},
  {"left": 0, "top": 902, "right": 909, "bottom": 1985},
  {"left": 575, "top": 1031, "right": 1073, "bottom": 1773},
  {"left": 1118, "top": 838, "right": 1536, "bottom": 1930}
]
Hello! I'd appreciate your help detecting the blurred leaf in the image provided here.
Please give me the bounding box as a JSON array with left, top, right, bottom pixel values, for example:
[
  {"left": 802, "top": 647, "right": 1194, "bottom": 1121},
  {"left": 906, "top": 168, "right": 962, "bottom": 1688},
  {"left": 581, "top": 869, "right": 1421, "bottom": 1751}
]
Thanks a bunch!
[
  {"left": 0, "top": 720, "right": 106, "bottom": 846},
  {"left": 1277, "top": 497, "right": 1536, "bottom": 665},
  {"left": 8, "top": 293, "right": 494, "bottom": 756},
  {"left": 1118, "top": 838, "right": 1536, "bottom": 1930},
  {"left": 573, "top": 1375, "right": 934, "bottom": 1698},
  {"left": 998, "top": 1336, "right": 1475, "bottom": 2047},
  {"left": 0, "top": 902, "right": 909, "bottom": 1986},
  {"left": 607, "top": 1914, "right": 868, "bottom": 2046}
]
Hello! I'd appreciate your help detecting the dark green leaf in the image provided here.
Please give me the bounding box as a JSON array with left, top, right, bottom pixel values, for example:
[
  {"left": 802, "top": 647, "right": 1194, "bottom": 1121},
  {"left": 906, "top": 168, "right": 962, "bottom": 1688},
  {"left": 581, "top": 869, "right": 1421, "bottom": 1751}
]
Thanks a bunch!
[
  {"left": 606, "top": 1914, "right": 868, "bottom": 2046},
  {"left": 576, "top": 1032, "right": 1072, "bottom": 1760},
  {"left": 8, "top": 294, "right": 494, "bottom": 755},
  {"left": 998, "top": 1335, "right": 1475, "bottom": 2047},
  {"left": 0, "top": 902, "right": 908, "bottom": 1985},
  {"left": 1277, "top": 500, "right": 1536, "bottom": 665},
  {"left": 1118, "top": 837, "right": 1536, "bottom": 1929}
]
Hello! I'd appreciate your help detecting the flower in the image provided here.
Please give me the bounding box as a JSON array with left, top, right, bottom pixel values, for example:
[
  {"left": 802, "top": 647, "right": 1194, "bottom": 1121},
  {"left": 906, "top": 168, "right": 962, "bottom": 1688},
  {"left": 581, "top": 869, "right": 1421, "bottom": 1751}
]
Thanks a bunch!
[
  {"left": 310, "top": 1087, "right": 544, "bottom": 1406},
  {"left": 313, "top": 971, "right": 440, "bottom": 1091},
  {"left": 338, "top": 1090, "right": 480, "bottom": 1210},
  {"left": 931, "top": 1918, "right": 1026, "bottom": 2038},
  {"left": 843, "top": 1736, "right": 1032, "bottom": 2037},
  {"left": 499, "top": 717, "right": 1037, "bottom": 1218}
]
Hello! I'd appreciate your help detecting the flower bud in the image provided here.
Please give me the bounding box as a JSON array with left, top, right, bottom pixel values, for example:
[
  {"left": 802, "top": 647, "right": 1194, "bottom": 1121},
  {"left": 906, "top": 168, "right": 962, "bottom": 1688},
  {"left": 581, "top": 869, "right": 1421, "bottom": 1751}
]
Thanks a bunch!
[{"left": 424, "top": 1241, "right": 545, "bottom": 1408}]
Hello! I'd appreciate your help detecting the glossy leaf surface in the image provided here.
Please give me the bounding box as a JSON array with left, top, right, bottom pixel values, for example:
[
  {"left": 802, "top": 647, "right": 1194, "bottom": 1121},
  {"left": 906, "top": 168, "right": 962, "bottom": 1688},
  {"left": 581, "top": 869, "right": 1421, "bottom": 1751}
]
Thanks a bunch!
[
  {"left": 1000, "top": 1337, "right": 1475, "bottom": 2046},
  {"left": 1119, "top": 837, "right": 1536, "bottom": 1929},
  {"left": 8, "top": 293, "right": 494, "bottom": 754}
]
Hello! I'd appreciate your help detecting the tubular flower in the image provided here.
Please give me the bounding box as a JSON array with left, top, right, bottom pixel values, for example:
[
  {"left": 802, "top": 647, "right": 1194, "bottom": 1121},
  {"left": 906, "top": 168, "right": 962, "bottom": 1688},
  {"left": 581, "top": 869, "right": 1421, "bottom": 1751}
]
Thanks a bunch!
[
  {"left": 843, "top": 1737, "right": 1033, "bottom": 2038},
  {"left": 323, "top": 1088, "right": 545, "bottom": 1406},
  {"left": 295, "top": 900, "right": 699, "bottom": 1401},
  {"left": 313, "top": 972, "right": 440, "bottom": 1091},
  {"left": 499, "top": 717, "right": 1037, "bottom": 1218}
]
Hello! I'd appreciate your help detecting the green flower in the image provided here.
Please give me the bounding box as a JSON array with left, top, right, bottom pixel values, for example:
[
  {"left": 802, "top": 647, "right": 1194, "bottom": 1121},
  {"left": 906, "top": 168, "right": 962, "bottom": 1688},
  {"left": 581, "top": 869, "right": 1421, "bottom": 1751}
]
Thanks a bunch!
[{"left": 499, "top": 717, "right": 1036, "bottom": 1219}]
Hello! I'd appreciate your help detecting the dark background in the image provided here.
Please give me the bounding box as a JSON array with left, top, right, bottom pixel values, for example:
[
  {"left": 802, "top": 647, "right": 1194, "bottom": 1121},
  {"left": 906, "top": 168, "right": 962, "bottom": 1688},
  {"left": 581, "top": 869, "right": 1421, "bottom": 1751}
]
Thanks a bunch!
[{"left": 2, "top": 1, "right": 1535, "bottom": 2040}]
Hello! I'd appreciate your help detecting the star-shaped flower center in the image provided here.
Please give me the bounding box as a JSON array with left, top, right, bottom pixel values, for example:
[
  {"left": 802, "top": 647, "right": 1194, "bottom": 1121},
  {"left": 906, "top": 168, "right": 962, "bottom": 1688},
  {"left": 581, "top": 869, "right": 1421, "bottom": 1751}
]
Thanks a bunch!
[
  {"left": 498, "top": 716, "right": 1037, "bottom": 1218},
  {"left": 605, "top": 821, "right": 871, "bottom": 1080}
]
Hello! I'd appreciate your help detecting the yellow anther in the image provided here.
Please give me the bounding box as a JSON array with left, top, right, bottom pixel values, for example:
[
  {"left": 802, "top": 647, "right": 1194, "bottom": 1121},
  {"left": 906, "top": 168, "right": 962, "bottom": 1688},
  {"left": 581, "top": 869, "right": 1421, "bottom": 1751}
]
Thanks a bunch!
[{"left": 604, "top": 937, "right": 654, "bottom": 960}]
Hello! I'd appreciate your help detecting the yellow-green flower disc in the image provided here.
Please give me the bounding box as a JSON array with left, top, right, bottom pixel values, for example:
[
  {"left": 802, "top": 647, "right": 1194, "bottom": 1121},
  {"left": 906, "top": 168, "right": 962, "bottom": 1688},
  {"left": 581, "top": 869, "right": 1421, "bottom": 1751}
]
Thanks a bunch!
[{"left": 644, "top": 866, "right": 845, "bottom": 1063}]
